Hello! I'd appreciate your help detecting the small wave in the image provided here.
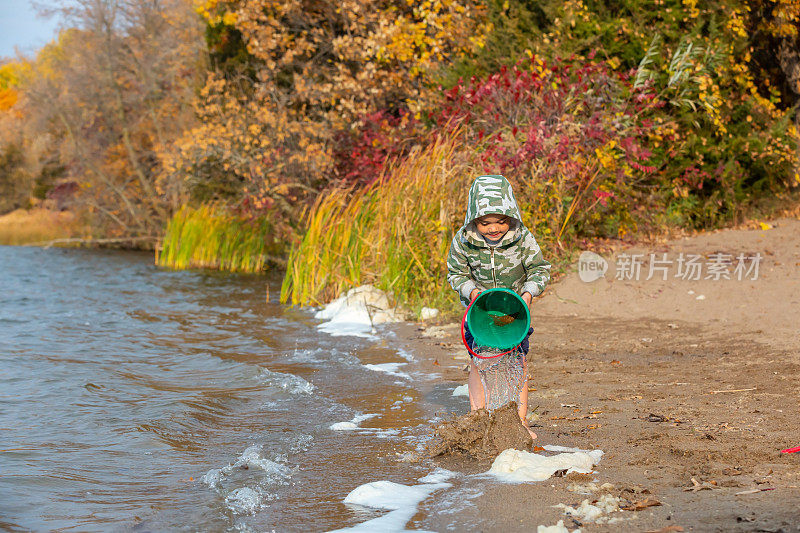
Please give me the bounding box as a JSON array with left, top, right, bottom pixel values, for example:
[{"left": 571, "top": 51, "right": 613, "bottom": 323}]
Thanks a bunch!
[
  {"left": 351, "top": 427, "right": 400, "bottom": 439},
  {"left": 284, "top": 380, "right": 314, "bottom": 394},
  {"left": 362, "top": 363, "right": 410, "bottom": 379},
  {"left": 257, "top": 368, "right": 315, "bottom": 395},
  {"left": 202, "top": 444, "right": 292, "bottom": 491},
  {"left": 290, "top": 433, "right": 314, "bottom": 454},
  {"left": 203, "top": 444, "right": 299, "bottom": 517},
  {"left": 286, "top": 347, "right": 360, "bottom": 366},
  {"left": 286, "top": 348, "right": 324, "bottom": 364},
  {"left": 237, "top": 446, "right": 293, "bottom": 478},
  {"left": 225, "top": 487, "right": 263, "bottom": 514}
]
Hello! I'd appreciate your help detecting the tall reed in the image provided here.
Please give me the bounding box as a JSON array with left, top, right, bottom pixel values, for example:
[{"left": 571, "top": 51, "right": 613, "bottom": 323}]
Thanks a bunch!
[
  {"left": 156, "top": 204, "right": 282, "bottom": 272},
  {"left": 281, "top": 133, "right": 475, "bottom": 316}
]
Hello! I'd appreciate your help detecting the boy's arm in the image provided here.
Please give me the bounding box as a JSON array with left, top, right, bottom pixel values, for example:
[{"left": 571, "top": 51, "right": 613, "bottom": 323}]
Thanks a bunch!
[
  {"left": 447, "top": 235, "right": 482, "bottom": 306},
  {"left": 520, "top": 231, "right": 551, "bottom": 298}
]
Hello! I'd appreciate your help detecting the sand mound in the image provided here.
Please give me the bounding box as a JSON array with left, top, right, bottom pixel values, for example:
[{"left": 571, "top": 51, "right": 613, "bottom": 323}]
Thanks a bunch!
[{"left": 428, "top": 402, "right": 533, "bottom": 461}]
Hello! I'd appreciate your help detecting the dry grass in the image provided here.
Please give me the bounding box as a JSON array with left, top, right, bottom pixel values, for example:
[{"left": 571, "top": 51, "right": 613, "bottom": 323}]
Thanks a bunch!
[{"left": 0, "top": 208, "right": 84, "bottom": 246}]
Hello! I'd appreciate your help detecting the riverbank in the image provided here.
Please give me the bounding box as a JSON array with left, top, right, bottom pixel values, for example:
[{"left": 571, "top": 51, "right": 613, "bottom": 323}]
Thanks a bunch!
[
  {"left": 0, "top": 208, "right": 84, "bottom": 246},
  {"left": 400, "top": 214, "right": 800, "bottom": 531}
]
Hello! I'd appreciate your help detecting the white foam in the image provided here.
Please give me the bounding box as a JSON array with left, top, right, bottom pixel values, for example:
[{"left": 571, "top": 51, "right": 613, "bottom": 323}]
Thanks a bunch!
[
  {"left": 330, "top": 480, "right": 450, "bottom": 532},
  {"left": 315, "top": 285, "right": 404, "bottom": 338},
  {"left": 452, "top": 384, "right": 469, "bottom": 397},
  {"left": 487, "top": 448, "right": 604, "bottom": 483},
  {"left": 418, "top": 468, "right": 455, "bottom": 484},
  {"left": 343, "top": 480, "right": 447, "bottom": 509},
  {"left": 363, "top": 363, "right": 410, "bottom": 379},
  {"left": 330, "top": 421, "right": 359, "bottom": 430},
  {"left": 396, "top": 347, "right": 415, "bottom": 362},
  {"left": 372, "top": 428, "right": 400, "bottom": 438},
  {"left": 543, "top": 445, "right": 591, "bottom": 454},
  {"left": 330, "top": 414, "right": 378, "bottom": 431},
  {"left": 537, "top": 520, "right": 580, "bottom": 533},
  {"left": 555, "top": 494, "right": 621, "bottom": 524},
  {"left": 287, "top": 348, "right": 360, "bottom": 366},
  {"left": 225, "top": 487, "right": 263, "bottom": 514}
]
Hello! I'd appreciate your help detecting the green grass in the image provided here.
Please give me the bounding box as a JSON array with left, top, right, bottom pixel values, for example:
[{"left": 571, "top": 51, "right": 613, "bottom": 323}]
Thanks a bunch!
[{"left": 156, "top": 204, "right": 282, "bottom": 272}]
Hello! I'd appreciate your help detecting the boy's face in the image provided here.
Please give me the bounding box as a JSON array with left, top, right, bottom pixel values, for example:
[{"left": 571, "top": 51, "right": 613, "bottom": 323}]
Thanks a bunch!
[{"left": 475, "top": 214, "right": 511, "bottom": 241}]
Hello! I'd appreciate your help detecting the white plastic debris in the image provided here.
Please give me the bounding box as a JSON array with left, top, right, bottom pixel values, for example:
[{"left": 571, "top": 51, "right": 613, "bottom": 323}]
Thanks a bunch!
[
  {"left": 452, "top": 384, "right": 469, "bottom": 397},
  {"left": 537, "top": 520, "right": 581, "bottom": 533},
  {"left": 555, "top": 494, "right": 621, "bottom": 524},
  {"left": 420, "top": 307, "right": 440, "bottom": 320},
  {"left": 315, "top": 285, "right": 405, "bottom": 337}
]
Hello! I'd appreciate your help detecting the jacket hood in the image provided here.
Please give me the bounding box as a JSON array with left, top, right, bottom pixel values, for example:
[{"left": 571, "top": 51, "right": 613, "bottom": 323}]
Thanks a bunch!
[{"left": 461, "top": 175, "right": 523, "bottom": 247}]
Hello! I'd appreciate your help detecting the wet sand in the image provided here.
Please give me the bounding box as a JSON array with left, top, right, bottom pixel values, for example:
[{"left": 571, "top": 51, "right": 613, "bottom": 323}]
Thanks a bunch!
[
  {"left": 401, "top": 216, "right": 800, "bottom": 532},
  {"left": 428, "top": 402, "right": 533, "bottom": 461}
]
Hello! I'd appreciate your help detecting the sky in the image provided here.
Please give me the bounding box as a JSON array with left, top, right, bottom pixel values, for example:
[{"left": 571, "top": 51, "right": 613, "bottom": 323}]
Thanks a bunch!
[{"left": 0, "top": 1, "right": 61, "bottom": 59}]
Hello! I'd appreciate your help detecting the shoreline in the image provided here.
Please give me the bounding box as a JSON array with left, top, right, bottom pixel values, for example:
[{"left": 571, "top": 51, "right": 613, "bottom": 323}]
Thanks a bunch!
[{"left": 397, "top": 216, "right": 800, "bottom": 532}]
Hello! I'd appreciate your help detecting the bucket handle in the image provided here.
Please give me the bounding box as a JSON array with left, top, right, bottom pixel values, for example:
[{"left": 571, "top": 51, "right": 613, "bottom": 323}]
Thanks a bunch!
[{"left": 460, "top": 294, "right": 523, "bottom": 360}]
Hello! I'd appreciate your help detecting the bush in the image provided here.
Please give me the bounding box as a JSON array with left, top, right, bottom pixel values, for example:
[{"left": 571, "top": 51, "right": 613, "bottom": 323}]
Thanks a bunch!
[{"left": 432, "top": 55, "right": 662, "bottom": 244}]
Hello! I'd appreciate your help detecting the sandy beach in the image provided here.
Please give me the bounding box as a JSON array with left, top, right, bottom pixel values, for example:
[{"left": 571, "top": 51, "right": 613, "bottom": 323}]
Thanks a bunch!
[{"left": 402, "top": 215, "right": 800, "bottom": 532}]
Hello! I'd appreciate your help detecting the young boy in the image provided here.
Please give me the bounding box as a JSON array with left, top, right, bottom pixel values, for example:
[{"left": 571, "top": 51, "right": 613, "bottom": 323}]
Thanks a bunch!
[{"left": 447, "top": 174, "right": 551, "bottom": 439}]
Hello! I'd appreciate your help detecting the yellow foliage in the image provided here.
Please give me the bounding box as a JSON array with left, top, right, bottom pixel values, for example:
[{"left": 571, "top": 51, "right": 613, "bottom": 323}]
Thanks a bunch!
[
  {"left": 762, "top": 0, "right": 800, "bottom": 37},
  {"left": 0, "top": 63, "right": 21, "bottom": 89},
  {"left": 160, "top": 73, "right": 330, "bottom": 213},
  {"left": 0, "top": 62, "right": 24, "bottom": 111},
  {"left": 220, "top": 0, "right": 490, "bottom": 125},
  {"left": 171, "top": 0, "right": 491, "bottom": 211},
  {"left": 0, "top": 88, "right": 17, "bottom": 111}
]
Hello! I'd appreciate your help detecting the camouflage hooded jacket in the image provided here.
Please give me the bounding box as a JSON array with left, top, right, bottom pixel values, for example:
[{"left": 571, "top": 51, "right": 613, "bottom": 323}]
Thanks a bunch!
[{"left": 447, "top": 175, "right": 551, "bottom": 306}]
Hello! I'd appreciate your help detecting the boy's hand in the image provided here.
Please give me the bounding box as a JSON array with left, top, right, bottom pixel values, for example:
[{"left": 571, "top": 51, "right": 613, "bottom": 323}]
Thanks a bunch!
[
  {"left": 521, "top": 292, "right": 533, "bottom": 306},
  {"left": 469, "top": 288, "right": 482, "bottom": 301}
]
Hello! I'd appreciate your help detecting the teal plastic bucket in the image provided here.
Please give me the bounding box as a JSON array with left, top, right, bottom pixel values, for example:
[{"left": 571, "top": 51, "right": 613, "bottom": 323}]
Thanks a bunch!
[{"left": 465, "top": 288, "right": 531, "bottom": 350}]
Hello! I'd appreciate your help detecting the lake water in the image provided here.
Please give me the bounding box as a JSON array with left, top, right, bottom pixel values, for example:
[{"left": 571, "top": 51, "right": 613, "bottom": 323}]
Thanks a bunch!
[{"left": 0, "top": 246, "right": 467, "bottom": 532}]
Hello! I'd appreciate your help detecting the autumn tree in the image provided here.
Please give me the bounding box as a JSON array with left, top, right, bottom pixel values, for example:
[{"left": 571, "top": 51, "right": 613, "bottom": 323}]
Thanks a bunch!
[
  {"left": 0, "top": 61, "right": 36, "bottom": 213},
  {"left": 18, "top": 0, "right": 205, "bottom": 240},
  {"left": 163, "top": 0, "right": 492, "bottom": 221}
]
